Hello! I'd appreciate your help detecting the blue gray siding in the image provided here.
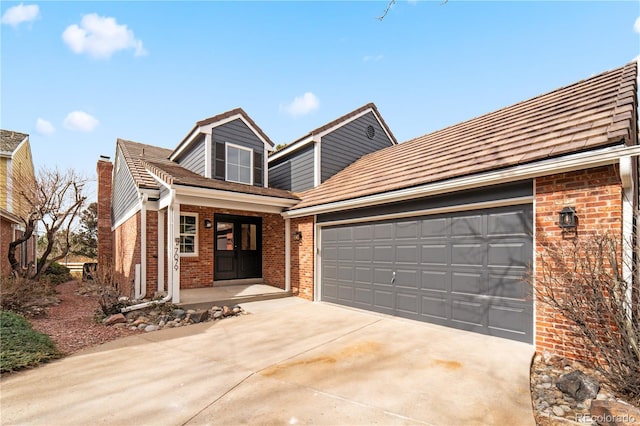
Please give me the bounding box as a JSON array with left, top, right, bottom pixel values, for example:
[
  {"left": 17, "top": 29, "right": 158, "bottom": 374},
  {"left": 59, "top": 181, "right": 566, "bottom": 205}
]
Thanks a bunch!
[
  {"left": 269, "top": 144, "right": 315, "bottom": 192},
  {"left": 176, "top": 135, "right": 205, "bottom": 176},
  {"left": 321, "top": 111, "right": 394, "bottom": 183},
  {"left": 212, "top": 119, "right": 266, "bottom": 186},
  {"left": 112, "top": 149, "right": 139, "bottom": 225}
]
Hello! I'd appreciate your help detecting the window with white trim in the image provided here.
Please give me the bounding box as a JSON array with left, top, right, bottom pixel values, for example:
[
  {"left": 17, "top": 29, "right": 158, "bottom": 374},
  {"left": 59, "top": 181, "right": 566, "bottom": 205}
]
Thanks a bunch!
[
  {"left": 226, "top": 143, "right": 253, "bottom": 185},
  {"left": 179, "top": 213, "right": 198, "bottom": 255}
]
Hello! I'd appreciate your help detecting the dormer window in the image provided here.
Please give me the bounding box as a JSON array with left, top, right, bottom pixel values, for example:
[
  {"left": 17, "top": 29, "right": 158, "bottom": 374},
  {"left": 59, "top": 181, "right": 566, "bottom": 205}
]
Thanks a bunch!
[{"left": 226, "top": 143, "right": 253, "bottom": 185}]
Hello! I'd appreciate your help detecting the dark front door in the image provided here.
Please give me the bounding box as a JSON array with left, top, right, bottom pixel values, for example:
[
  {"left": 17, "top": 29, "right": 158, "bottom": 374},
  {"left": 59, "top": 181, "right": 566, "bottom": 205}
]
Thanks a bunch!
[{"left": 214, "top": 214, "right": 262, "bottom": 281}]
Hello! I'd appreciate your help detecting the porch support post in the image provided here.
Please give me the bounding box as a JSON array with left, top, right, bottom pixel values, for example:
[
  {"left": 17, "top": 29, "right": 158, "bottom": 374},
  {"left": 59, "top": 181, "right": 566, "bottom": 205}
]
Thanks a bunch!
[
  {"left": 168, "top": 194, "right": 181, "bottom": 303},
  {"left": 285, "top": 218, "right": 291, "bottom": 292},
  {"left": 157, "top": 209, "right": 165, "bottom": 293}
]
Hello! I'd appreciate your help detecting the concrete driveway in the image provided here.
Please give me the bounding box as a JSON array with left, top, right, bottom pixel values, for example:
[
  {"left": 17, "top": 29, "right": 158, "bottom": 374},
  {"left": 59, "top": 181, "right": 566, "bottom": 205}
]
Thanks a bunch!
[{"left": 1, "top": 298, "right": 535, "bottom": 425}]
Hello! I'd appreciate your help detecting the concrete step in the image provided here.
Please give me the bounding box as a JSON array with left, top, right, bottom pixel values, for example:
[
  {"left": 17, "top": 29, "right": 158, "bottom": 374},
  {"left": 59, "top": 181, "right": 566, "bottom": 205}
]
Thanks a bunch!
[{"left": 178, "top": 290, "right": 293, "bottom": 311}]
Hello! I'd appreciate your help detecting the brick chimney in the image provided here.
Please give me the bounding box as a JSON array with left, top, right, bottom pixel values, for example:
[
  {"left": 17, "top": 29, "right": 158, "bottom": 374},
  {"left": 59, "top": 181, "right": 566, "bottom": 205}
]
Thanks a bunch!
[{"left": 96, "top": 155, "right": 113, "bottom": 279}]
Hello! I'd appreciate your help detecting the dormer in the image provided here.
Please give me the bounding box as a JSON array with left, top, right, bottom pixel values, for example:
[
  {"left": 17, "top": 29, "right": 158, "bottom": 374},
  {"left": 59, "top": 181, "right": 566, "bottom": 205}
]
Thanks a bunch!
[
  {"left": 268, "top": 103, "right": 396, "bottom": 193},
  {"left": 170, "top": 108, "right": 272, "bottom": 187}
]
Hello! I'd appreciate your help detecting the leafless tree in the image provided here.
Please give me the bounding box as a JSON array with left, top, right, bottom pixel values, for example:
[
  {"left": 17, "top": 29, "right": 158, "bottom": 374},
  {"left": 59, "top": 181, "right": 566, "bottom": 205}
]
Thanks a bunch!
[
  {"left": 533, "top": 231, "right": 640, "bottom": 402},
  {"left": 7, "top": 167, "right": 87, "bottom": 280}
]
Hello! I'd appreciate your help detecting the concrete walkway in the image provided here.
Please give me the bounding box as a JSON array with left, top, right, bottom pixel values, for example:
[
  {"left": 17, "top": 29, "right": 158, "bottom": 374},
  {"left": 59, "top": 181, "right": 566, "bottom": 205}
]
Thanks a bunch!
[{"left": 1, "top": 298, "right": 535, "bottom": 425}]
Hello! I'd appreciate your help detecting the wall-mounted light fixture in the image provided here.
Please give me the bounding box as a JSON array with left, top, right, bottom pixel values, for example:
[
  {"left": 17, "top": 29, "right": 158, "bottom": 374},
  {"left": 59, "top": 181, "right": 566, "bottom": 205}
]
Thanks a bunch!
[
  {"left": 293, "top": 231, "right": 302, "bottom": 242},
  {"left": 558, "top": 207, "right": 578, "bottom": 229},
  {"left": 204, "top": 219, "right": 213, "bottom": 229}
]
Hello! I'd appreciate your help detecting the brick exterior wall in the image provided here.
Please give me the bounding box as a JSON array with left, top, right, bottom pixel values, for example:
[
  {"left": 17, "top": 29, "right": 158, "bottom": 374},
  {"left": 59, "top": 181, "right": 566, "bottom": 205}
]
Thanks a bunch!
[
  {"left": 96, "top": 159, "right": 113, "bottom": 279},
  {"left": 145, "top": 210, "right": 158, "bottom": 297},
  {"left": 290, "top": 216, "right": 315, "bottom": 300},
  {"left": 534, "top": 165, "right": 623, "bottom": 360},
  {"left": 113, "top": 212, "right": 140, "bottom": 298}
]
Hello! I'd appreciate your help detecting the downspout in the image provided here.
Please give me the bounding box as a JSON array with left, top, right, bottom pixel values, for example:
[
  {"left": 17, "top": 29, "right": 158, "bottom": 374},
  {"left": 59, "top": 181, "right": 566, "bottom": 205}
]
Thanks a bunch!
[
  {"left": 139, "top": 193, "right": 148, "bottom": 299},
  {"left": 620, "top": 156, "right": 634, "bottom": 319},
  {"left": 122, "top": 189, "right": 175, "bottom": 313}
]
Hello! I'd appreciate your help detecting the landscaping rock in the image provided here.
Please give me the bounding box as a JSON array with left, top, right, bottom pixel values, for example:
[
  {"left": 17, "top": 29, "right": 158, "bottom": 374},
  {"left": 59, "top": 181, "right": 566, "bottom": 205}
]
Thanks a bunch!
[
  {"left": 103, "top": 313, "right": 126, "bottom": 326},
  {"left": 222, "top": 306, "right": 233, "bottom": 316},
  {"left": 590, "top": 400, "right": 640, "bottom": 426},
  {"left": 189, "top": 310, "right": 209, "bottom": 324},
  {"left": 553, "top": 405, "right": 566, "bottom": 417},
  {"left": 144, "top": 325, "right": 159, "bottom": 332},
  {"left": 213, "top": 311, "right": 223, "bottom": 319},
  {"left": 557, "top": 370, "right": 600, "bottom": 402},
  {"left": 172, "top": 309, "right": 186, "bottom": 319},
  {"left": 132, "top": 316, "right": 151, "bottom": 326}
]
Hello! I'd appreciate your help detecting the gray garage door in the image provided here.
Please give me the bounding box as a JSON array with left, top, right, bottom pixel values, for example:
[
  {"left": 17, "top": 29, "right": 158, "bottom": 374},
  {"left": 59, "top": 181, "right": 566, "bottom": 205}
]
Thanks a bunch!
[{"left": 320, "top": 205, "right": 533, "bottom": 343}]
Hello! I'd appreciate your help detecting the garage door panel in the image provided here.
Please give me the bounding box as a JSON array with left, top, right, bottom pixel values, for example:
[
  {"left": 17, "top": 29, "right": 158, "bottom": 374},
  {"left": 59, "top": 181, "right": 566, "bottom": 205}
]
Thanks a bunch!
[
  {"left": 395, "top": 269, "right": 419, "bottom": 289},
  {"left": 451, "top": 215, "right": 482, "bottom": 237},
  {"left": 396, "top": 292, "right": 418, "bottom": 314},
  {"left": 374, "top": 290, "right": 394, "bottom": 310},
  {"left": 421, "top": 244, "right": 449, "bottom": 265},
  {"left": 487, "top": 210, "right": 530, "bottom": 236},
  {"left": 451, "top": 271, "right": 483, "bottom": 295},
  {"left": 422, "top": 270, "right": 448, "bottom": 291},
  {"left": 355, "top": 246, "right": 373, "bottom": 261},
  {"left": 320, "top": 204, "right": 533, "bottom": 344},
  {"left": 451, "top": 243, "right": 484, "bottom": 266},
  {"left": 486, "top": 273, "right": 529, "bottom": 300},
  {"left": 396, "top": 245, "right": 419, "bottom": 264},
  {"left": 421, "top": 294, "right": 449, "bottom": 320},
  {"left": 421, "top": 218, "right": 449, "bottom": 238},
  {"left": 354, "top": 225, "right": 374, "bottom": 241},
  {"left": 374, "top": 223, "right": 394, "bottom": 239},
  {"left": 488, "top": 241, "right": 528, "bottom": 267},
  {"left": 396, "top": 220, "right": 419, "bottom": 239},
  {"left": 354, "top": 267, "right": 372, "bottom": 284}
]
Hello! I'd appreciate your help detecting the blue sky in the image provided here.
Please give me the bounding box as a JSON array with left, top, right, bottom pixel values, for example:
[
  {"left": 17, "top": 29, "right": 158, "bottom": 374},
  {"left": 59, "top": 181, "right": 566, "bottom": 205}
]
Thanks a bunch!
[{"left": 2, "top": 1, "right": 639, "bottom": 201}]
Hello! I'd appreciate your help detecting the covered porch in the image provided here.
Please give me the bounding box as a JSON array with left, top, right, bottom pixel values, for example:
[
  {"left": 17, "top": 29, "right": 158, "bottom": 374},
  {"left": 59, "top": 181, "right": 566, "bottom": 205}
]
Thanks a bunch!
[{"left": 178, "top": 283, "right": 292, "bottom": 310}]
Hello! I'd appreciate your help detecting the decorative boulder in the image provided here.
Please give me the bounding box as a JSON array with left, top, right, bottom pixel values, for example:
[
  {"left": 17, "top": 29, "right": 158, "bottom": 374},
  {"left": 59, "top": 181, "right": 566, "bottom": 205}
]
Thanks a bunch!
[
  {"left": 590, "top": 400, "right": 640, "bottom": 426},
  {"left": 103, "top": 313, "right": 127, "bottom": 326},
  {"left": 556, "top": 370, "right": 600, "bottom": 402},
  {"left": 189, "top": 310, "right": 209, "bottom": 323}
]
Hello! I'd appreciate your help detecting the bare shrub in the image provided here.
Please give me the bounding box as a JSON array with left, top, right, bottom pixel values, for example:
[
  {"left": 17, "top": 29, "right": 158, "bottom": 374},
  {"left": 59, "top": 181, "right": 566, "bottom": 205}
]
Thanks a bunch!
[
  {"left": 533, "top": 232, "right": 640, "bottom": 403},
  {"left": 0, "top": 276, "right": 57, "bottom": 317}
]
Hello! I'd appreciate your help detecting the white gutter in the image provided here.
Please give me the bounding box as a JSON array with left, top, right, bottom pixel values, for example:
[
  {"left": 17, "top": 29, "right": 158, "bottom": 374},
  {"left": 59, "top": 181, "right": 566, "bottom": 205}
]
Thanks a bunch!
[
  {"left": 122, "top": 190, "right": 175, "bottom": 313},
  {"left": 283, "top": 144, "right": 640, "bottom": 219}
]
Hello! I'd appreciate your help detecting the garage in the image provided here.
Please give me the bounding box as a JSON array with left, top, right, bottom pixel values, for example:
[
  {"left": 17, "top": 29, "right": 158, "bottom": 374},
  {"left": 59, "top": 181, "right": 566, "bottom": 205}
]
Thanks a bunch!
[{"left": 319, "top": 204, "right": 533, "bottom": 343}]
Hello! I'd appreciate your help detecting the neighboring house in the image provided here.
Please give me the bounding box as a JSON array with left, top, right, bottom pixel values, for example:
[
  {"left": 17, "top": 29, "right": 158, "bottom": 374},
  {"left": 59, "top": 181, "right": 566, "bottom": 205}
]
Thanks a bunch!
[
  {"left": 99, "top": 62, "right": 638, "bottom": 359},
  {"left": 0, "top": 130, "right": 37, "bottom": 276}
]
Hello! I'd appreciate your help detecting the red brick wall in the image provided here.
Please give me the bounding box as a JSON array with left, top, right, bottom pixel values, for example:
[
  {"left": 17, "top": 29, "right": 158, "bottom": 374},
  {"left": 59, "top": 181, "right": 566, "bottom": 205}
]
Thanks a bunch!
[
  {"left": 145, "top": 210, "right": 158, "bottom": 297},
  {"left": 290, "top": 216, "right": 315, "bottom": 300},
  {"left": 113, "top": 212, "right": 140, "bottom": 298},
  {"left": 534, "top": 165, "right": 623, "bottom": 359},
  {"left": 96, "top": 159, "right": 113, "bottom": 279},
  {"left": 177, "top": 206, "right": 286, "bottom": 289}
]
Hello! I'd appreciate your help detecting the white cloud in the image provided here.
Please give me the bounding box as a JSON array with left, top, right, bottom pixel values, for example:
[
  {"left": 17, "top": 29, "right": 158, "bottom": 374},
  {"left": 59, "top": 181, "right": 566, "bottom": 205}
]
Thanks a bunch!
[
  {"left": 281, "top": 92, "right": 320, "bottom": 118},
  {"left": 62, "top": 13, "right": 147, "bottom": 59},
  {"left": 634, "top": 16, "right": 640, "bottom": 33},
  {"left": 36, "top": 118, "right": 55, "bottom": 135},
  {"left": 63, "top": 111, "right": 99, "bottom": 132},
  {"left": 363, "top": 54, "right": 384, "bottom": 62},
  {"left": 1, "top": 3, "right": 39, "bottom": 27}
]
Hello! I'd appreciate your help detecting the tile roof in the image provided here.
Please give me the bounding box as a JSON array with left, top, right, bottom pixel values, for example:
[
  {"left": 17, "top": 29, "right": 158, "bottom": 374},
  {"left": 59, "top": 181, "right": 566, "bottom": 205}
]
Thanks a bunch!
[
  {"left": 0, "top": 130, "right": 28, "bottom": 153},
  {"left": 172, "top": 108, "right": 274, "bottom": 160},
  {"left": 118, "top": 139, "right": 298, "bottom": 200},
  {"left": 292, "top": 62, "right": 638, "bottom": 210}
]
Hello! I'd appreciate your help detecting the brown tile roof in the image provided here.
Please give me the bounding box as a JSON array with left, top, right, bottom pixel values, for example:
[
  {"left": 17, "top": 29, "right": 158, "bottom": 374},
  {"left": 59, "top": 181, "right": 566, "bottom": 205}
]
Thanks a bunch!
[
  {"left": 118, "top": 139, "right": 297, "bottom": 200},
  {"left": 172, "top": 108, "right": 274, "bottom": 159},
  {"left": 292, "top": 62, "right": 638, "bottom": 210},
  {"left": 279, "top": 102, "right": 398, "bottom": 150},
  {"left": 0, "top": 129, "right": 28, "bottom": 153}
]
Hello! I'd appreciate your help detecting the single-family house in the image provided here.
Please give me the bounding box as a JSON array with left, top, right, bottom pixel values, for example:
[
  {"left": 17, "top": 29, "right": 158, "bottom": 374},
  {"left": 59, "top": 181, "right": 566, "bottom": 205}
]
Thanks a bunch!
[
  {"left": 98, "top": 61, "right": 638, "bottom": 359},
  {"left": 0, "top": 130, "right": 37, "bottom": 276}
]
